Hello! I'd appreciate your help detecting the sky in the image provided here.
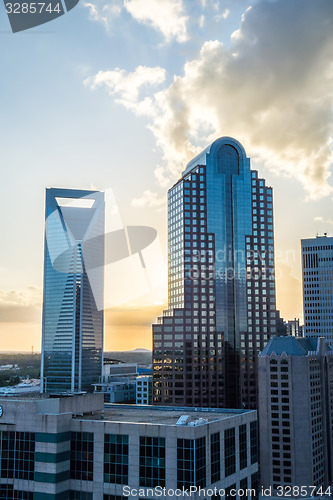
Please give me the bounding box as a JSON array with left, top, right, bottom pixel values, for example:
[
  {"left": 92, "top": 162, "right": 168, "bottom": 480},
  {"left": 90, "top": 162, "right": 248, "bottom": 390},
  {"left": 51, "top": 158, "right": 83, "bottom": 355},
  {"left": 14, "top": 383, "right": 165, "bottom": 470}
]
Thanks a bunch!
[{"left": 0, "top": 0, "right": 333, "bottom": 351}]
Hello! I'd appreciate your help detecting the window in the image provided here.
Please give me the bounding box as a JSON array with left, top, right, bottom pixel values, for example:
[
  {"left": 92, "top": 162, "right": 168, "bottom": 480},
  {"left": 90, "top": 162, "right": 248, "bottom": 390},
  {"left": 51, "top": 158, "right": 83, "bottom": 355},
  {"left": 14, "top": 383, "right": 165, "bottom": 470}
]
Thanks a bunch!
[
  {"left": 225, "top": 484, "right": 236, "bottom": 499},
  {"left": 70, "top": 432, "right": 94, "bottom": 481},
  {"left": 140, "top": 437, "right": 165, "bottom": 487},
  {"left": 251, "top": 472, "right": 259, "bottom": 499},
  {"left": 224, "top": 428, "right": 236, "bottom": 476},
  {"left": 177, "top": 437, "right": 206, "bottom": 489},
  {"left": 239, "top": 477, "right": 248, "bottom": 498},
  {"left": 0, "top": 485, "right": 33, "bottom": 500},
  {"left": 104, "top": 434, "right": 128, "bottom": 485},
  {"left": 70, "top": 493, "right": 93, "bottom": 500},
  {"left": 211, "top": 432, "right": 220, "bottom": 483},
  {"left": 195, "top": 437, "right": 206, "bottom": 488},
  {"left": 0, "top": 431, "right": 35, "bottom": 481},
  {"left": 177, "top": 439, "right": 194, "bottom": 489},
  {"left": 250, "top": 421, "right": 258, "bottom": 464},
  {"left": 239, "top": 424, "right": 247, "bottom": 470}
]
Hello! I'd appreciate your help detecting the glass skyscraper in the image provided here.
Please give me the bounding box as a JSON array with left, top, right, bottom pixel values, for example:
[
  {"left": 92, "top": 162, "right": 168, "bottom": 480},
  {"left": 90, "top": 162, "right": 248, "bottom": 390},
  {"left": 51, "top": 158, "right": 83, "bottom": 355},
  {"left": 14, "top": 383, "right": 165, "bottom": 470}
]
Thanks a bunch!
[
  {"left": 153, "top": 137, "right": 278, "bottom": 409},
  {"left": 41, "top": 188, "right": 105, "bottom": 393}
]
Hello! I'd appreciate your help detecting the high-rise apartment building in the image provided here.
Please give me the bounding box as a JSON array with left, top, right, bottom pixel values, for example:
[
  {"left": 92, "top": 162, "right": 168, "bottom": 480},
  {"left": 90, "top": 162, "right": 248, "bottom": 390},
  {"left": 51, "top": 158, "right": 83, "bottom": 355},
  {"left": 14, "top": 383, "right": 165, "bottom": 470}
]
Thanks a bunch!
[
  {"left": 258, "top": 336, "right": 333, "bottom": 493},
  {"left": 41, "top": 188, "right": 105, "bottom": 393},
  {"left": 302, "top": 235, "right": 333, "bottom": 345},
  {"left": 153, "top": 137, "right": 277, "bottom": 409}
]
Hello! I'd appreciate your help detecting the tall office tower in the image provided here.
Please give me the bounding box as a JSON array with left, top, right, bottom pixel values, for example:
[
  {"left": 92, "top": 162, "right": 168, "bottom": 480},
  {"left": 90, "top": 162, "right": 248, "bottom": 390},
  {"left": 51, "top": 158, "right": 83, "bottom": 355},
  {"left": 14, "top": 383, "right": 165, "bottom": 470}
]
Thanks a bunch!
[
  {"left": 287, "top": 318, "right": 303, "bottom": 338},
  {"left": 302, "top": 235, "right": 333, "bottom": 346},
  {"left": 259, "top": 336, "right": 333, "bottom": 493},
  {"left": 41, "top": 188, "right": 105, "bottom": 393},
  {"left": 153, "top": 137, "right": 277, "bottom": 409}
]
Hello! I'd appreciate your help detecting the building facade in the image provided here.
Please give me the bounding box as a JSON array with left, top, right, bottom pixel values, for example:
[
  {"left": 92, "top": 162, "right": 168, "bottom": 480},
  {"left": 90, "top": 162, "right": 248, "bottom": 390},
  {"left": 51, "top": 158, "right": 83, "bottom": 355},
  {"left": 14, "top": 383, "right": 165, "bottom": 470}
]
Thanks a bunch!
[
  {"left": 153, "top": 137, "right": 277, "bottom": 409},
  {"left": 286, "top": 319, "right": 303, "bottom": 338},
  {"left": 0, "top": 393, "right": 258, "bottom": 499},
  {"left": 136, "top": 376, "right": 152, "bottom": 405},
  {"left": 41, "top": 188, "right": 105, "bottom": 393},
  {"left": 94, "top": 363, "right": 138, "bottom": 404},
  {"left": 258, "top": 336, "right": 333, "bottom": 493},
  {"left": 302, "top": 235, "right": 333, "bottom": 345}
]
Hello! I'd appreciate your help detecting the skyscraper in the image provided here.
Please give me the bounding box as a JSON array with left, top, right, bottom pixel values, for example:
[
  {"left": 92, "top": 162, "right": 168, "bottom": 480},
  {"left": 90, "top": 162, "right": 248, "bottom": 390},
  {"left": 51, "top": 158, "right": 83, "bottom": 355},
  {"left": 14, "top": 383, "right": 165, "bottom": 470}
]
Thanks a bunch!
[
  {"left": 41, "top": 188, "right": 105, "bottom": 393},
  {"left": 258, "top": 336, "right": 333, "bottom": 492},
  {"left": 302, "top": 234, "right": 333, "bottom": 346},
  {"left": 153, "top": 137, "right": 277, "bottom": 409}
]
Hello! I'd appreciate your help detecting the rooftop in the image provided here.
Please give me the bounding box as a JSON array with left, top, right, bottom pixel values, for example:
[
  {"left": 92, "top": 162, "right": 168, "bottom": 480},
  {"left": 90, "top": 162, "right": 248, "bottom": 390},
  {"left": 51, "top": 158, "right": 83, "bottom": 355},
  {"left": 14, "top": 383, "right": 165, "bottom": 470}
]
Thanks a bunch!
[
  {"left": 260, "top": 336, "right": 332, "bottom": 357},
  {"left": 0, "top": 391, "right": 87, "bottom": 401},
  {"left": 75, "top": 404, "right": 255, "bottom": 426}
]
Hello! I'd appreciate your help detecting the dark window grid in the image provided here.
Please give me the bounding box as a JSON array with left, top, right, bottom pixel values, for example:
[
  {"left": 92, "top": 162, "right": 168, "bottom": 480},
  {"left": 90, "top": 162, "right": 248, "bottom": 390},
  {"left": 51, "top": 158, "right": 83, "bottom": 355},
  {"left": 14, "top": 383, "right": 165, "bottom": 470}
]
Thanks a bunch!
[
  {"left": 250, "top": 422, "right": 258, "bottom": 465},
  {"left": 139, "top": 436, "right": 166, "bottom": 488},
  {"left": 70, "top": 432, "right": 94, "bottom": 481},
  {"left": 177, "top": 438, "right": 195, "bottom": 490},
  {"left": 104, "top": 434, "right": 129, "bottom": 485},
  {"left": 211, "top": 432, "right": 220, "bottom": 484},
  {"left": 177, "top": 439, "right": 193, "bottom": 485},
  {"left": 195, "top": 437, "right": 206, "bottom": 488},
  {"left": 0, "top": 431, "right": 35, "bottom": 481},
  {"left": 0, "top": 485, "right": 33, "bottom": 500},
  {"left": 224, "top": 428, "right": 236, "bottom": 477},
  {"left": 69, "top": 492, "right": 93, "bottom": 500},
  {"left": 225, "top": 484, "right": 237, "bottom": 499},
  {"left": 239, "top": 477, "right": 248, "bottom": 498},
  {"left": 251, "top": 472, "right": 259, "bottom": 499},
  {"left": 239, "top": 424, "right": 247, "bottom": 470}
]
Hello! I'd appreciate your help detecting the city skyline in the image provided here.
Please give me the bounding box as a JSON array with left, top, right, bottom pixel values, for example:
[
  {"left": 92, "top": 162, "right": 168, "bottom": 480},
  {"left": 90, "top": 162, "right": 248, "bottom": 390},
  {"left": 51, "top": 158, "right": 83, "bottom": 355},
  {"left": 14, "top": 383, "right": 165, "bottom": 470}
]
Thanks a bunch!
[{"left": 1, "top": 0, "right": 333, "bottom": 351}]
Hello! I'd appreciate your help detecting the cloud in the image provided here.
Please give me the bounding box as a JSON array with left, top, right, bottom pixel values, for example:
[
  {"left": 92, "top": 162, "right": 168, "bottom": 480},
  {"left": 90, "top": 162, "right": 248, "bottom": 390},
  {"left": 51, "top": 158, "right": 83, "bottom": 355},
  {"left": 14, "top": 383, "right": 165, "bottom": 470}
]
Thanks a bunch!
[
  {"left": 85, "top": 65, "right": 166, "bottom": 116},
  {"left": 314, "top": 216, "right": 333, "bottom": 225},
  {"left": 124, "top": 0, "right": 189, "bottom": 43},
  {"left": 87, "top": 0, "right": 333, "bottom": 198},
  {"left": 131, "top": 190, "right": 165, "bottom": 209},
  {"left": 83, "top": 1, "right": 123, "bottom": 29},
  {"left": 0, "top": 288, "right": 41, "bottom": 323},
  {"left": 83, "top": 0, "right": 188, "bottom": 42}
]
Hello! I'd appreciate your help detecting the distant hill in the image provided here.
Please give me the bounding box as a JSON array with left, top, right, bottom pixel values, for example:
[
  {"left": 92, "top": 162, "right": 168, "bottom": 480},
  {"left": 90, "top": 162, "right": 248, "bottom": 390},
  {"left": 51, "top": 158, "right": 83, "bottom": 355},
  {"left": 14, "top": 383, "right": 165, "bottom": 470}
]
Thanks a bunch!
[
  {"left": 0, "top": 350, "right": 153, "bottom": 370},
  {"left": 104, "top": 350, "right": 152, "bottom": 366}
]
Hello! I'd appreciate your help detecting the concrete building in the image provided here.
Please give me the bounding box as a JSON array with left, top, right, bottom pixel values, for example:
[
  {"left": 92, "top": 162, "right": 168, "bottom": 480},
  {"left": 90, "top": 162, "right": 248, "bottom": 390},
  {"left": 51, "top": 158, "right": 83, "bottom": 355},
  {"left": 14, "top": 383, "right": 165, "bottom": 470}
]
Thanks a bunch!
[
  {"left": 302, "top": 234, "right": 333, "bottom": 345},
  {"left": 136, "top": 375, "right": 152, "bottom": 405},
  {"left": 41, "top": 188, "right": 105, "bottom": 394},
  {"left": 100, "top": 363, "right": 138, "bottom": 383},
  {"left": 153, "top": 137, "right": 278, "bottom": 410},
  {"left": 0, "top": 393, "right": 258, "bottom": 499},
  {"left": 258, "top": 336, "right": 333, "bottom": 494},
  {"left": 94, "top": 363, "right": 138, "bottom": 403},
  {"left": 94, "top": 380, "right": 136, "bottom": 404}
]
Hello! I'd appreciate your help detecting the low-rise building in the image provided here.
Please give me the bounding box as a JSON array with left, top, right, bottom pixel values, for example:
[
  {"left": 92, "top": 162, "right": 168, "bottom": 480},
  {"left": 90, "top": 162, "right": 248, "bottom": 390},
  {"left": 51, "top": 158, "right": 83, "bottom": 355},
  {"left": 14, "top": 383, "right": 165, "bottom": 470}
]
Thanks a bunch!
[
  {"left": 94, "top": 362, "right": 138, "bottom": 403},
  {"left": 0, "top": 393, "right": 258, "bottom": 499},
  {"left": 136, "top": 375, "right": 152, "bottom": 405}
]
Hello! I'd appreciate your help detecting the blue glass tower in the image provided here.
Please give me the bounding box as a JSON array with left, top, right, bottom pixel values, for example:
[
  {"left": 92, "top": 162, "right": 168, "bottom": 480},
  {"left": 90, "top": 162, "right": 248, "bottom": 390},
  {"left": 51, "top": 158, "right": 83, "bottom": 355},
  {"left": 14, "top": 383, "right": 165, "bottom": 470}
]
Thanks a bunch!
[
  {"left": 41, "top": 188, "right": 105, "bottom": 393},
  {"left": 153, "top": 137, "right": 277, "bottom": 409}
]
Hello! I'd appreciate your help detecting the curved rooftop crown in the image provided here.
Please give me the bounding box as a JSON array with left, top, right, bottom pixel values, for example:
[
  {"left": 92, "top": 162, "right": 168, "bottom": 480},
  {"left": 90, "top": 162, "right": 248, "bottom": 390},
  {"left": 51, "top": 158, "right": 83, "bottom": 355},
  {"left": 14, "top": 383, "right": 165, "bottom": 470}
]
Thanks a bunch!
[{"left": 183, "top": 137, "right": 247, "bottom": 176}]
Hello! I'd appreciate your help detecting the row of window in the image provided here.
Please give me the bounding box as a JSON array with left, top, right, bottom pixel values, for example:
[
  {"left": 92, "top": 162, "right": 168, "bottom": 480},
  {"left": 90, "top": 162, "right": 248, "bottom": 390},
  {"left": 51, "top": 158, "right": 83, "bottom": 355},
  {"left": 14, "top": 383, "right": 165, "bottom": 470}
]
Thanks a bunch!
[{"left": 70, "top": 427, "right": 258, "bottom": 487}]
